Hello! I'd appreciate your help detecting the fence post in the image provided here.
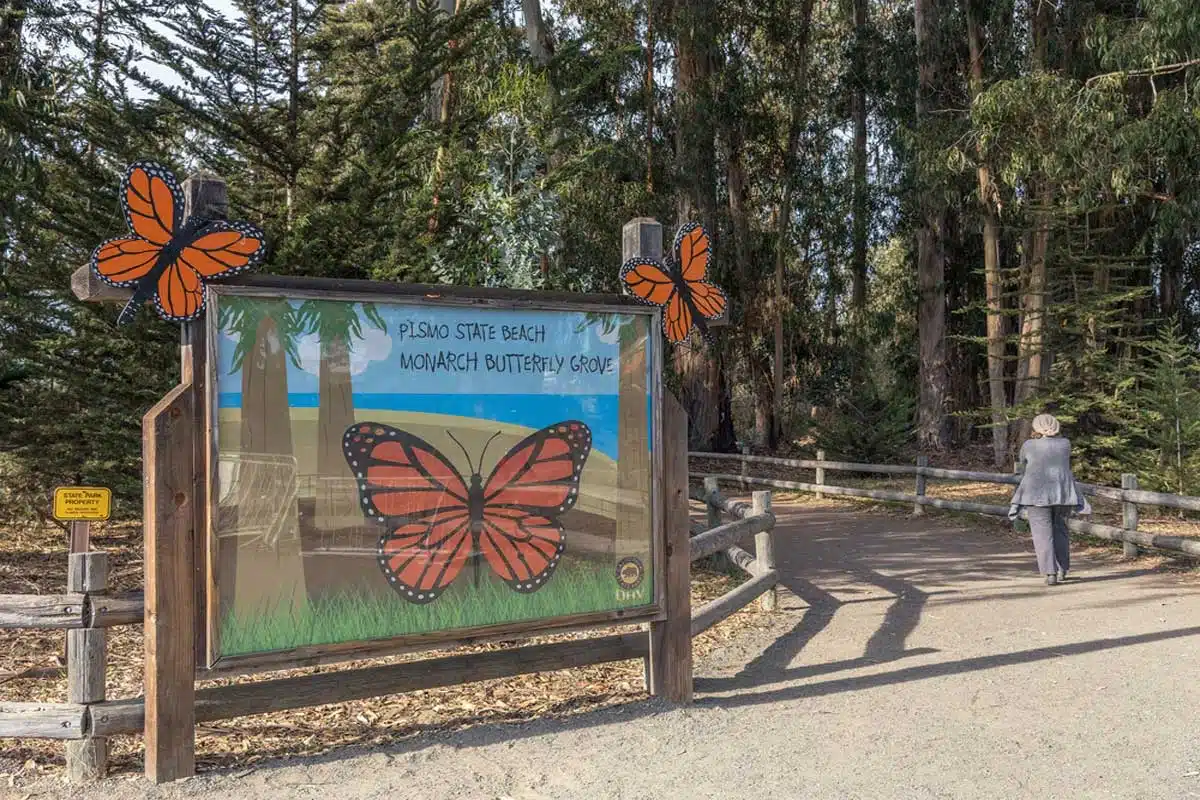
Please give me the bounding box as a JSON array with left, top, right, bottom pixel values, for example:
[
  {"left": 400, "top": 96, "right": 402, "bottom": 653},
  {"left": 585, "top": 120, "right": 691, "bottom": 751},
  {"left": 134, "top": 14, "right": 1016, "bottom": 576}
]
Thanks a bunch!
[
  {"left": 913, "top": 455, "right": 928, "bottom": 516},
  {"left": 1121, "top": 474, "right": 1139, "bottom": 559},
  {"left": 752, "top": 491, "right": 776, "bottom": 611},
  {"left": 648, "top": 394, "right": 692, "bottom": 704},
  {"left": 65, "top": 552, "right": 108, "bottom": 782},
  {"left": 143, "top": 385, "right": 197, "bottom": 783},
  {"left": 704, "top": 476, "right": 721, "bottom": 530},
  {"left": 740, "top": 444, "right": 749, "bottom": 489},
  {"left": 815, "top": 450, "right": 826, "bottom": 499}
]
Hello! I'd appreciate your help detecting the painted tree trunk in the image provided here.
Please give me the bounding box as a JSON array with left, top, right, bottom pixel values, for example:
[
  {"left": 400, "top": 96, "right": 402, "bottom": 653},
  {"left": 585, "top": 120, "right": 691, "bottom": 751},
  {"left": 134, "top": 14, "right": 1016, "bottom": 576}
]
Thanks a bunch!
[
  {"left": 315, "top": 332, "right": 355, "bottom": 542},
  {"left": 229, "top": 314, "right": 305, "bottom": 622}
]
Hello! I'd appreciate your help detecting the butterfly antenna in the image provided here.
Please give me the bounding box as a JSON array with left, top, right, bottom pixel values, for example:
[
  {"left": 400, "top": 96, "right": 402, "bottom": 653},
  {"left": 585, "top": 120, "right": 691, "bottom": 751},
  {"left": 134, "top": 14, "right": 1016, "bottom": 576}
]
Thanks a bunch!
[
  {"left": 446, "top": 430, "right": 477, "bottom": 474},
  {"left": 477, "top": 431, "right": 503, "bottom": 472}
]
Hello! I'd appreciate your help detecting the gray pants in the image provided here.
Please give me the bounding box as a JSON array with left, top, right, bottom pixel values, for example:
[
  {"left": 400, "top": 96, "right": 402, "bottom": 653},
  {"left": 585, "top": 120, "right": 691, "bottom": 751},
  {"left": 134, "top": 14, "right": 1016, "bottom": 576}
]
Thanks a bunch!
[{"left": 1025, "top": 506, "right": 1071, "bottom": 575}]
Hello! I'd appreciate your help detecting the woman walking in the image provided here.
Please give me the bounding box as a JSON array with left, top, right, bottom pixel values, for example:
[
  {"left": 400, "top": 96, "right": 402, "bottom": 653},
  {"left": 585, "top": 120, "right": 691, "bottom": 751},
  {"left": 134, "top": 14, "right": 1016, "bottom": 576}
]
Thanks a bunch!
[{"left": 1008, "top": 414, "right": 1087, "bottom": 585}]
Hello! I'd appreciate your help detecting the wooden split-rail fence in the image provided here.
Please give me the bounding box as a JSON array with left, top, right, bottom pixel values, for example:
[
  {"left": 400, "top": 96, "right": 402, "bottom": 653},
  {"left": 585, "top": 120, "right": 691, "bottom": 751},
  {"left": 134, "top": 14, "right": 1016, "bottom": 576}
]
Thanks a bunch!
[
  {"left": 0, "top": 475, "right": 778, "bottom": 782},
  {"left": 692, "top": 449, "right": 1200, "bottom": 560}
]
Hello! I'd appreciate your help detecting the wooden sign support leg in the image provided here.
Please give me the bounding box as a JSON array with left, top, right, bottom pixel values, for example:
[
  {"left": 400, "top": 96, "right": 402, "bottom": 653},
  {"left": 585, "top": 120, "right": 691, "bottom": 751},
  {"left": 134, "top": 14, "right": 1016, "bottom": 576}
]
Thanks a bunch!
[
  {"left": 648, "top": 394, "right": 692, "bottom": 703},
  {"left": 68, "top": 521, "right": 90, "bottom": 554},
  {"left": 65, "top": 552, "right": 108, "bottom": 781},
  {"left": 143, "top": 384, "right": 197, "bottom": 783}
]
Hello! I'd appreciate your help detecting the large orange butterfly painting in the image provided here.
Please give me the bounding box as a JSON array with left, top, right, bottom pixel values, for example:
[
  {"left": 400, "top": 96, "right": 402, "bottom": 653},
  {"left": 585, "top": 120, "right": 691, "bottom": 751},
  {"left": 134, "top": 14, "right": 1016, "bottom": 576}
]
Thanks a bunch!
[
  {"left": 620, "top": 222, "right": 728, "bottom": 344},
  {"left": 344, "top": 420, "right": 592, "bottom": 604},
  {"left": 90, "top": 161, "right": 266, "bottom": 325}
]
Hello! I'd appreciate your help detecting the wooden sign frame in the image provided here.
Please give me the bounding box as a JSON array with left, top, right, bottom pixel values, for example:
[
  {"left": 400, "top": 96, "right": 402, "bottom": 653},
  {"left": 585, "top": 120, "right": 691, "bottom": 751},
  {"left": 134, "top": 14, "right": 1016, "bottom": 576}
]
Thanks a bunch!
[{"left": 199, "top": 281, "right": 666, "bottom": 674}]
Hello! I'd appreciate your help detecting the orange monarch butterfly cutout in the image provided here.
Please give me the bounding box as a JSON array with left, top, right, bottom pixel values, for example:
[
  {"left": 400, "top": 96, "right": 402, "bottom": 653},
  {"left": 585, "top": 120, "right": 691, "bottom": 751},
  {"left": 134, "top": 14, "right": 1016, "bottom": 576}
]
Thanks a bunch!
[
  {"left": 344, "top": 420, "right": 592, "bottom": 604},
  {"left": 90, "top": 161, "right": 266, "bottom": 325},
  {"left": 619, "top": 222, "right": 728, "bottom": 344}
]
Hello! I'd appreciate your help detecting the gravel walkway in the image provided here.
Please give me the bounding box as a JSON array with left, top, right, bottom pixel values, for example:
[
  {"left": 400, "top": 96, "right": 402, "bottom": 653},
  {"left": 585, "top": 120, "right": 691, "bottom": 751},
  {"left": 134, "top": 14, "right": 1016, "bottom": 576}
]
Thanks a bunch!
[{"left": 16, "top": 505, "right": 1200, "bottom": 800}]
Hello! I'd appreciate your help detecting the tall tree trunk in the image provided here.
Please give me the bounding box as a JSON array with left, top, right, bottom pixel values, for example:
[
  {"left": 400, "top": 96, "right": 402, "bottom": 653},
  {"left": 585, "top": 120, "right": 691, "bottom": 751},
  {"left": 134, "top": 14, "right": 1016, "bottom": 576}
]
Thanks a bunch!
[
  {"left": 90, "top": 0, "right": 105, "bottom": 97},
  {"left": 915, "top": 0, "right": 949, "bottom": 449},
  {"left": 522, "top": 0, "right": 559, "bottom": 279},
  {"left": 967, "top": 0, "right": 1008, "bottom": 466},
  {"left": 849, "top": 0, "right": 870, "bottom": 318},
  {"left": 673, "top": 0, "right": 723, "bottom": 449},
  {"left": 645, "top": 0, "right": 655, "bottom": 192},
  {"left": 428, "top": 0, "right": 460, "bottom": 233},
  {"left": 770, "top": 0, "right": 817, "bottom": 450},
  {"left": 1013, "top": 0, "right": 1056, "bottom": 429},
  {"left": 285, "top": 0, "right": 300, "bottom": 225},
  {"left": 724, "top": 88, "right": 767, "bottom": 446}
]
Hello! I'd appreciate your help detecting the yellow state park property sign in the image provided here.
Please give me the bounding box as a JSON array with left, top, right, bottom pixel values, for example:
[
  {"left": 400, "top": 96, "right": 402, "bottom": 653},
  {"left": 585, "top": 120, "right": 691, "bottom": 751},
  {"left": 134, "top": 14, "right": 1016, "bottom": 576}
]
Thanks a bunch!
[{"left": 52, "top": 486, "right": 112, "bottom": 522}]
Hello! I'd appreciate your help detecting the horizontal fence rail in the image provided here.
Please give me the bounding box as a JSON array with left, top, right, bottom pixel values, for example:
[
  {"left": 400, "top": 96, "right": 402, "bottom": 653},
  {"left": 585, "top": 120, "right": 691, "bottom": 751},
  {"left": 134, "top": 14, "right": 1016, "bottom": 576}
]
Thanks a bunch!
[
  {"left": 690, "top": 450, "right": 1200, "bottom": 561},
  {"left": 688, "top": 481, "right": 779, "bottom": 637},
  {"left": 0, "top": 593, "right": 143, "bottom": 630}
]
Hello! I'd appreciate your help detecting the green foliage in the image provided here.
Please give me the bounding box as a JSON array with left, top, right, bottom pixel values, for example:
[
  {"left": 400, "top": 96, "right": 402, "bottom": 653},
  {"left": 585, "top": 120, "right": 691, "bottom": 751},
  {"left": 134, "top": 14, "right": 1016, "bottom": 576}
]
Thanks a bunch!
[
  {"left": 814, "top": 382, "right": 915, "bottom": 464},
  {"left": 6, "top": 0, "right": 1200, "bottom": 523},
  {"left": 1131, "top": 323, "right": 1200, "bottom": 494}
]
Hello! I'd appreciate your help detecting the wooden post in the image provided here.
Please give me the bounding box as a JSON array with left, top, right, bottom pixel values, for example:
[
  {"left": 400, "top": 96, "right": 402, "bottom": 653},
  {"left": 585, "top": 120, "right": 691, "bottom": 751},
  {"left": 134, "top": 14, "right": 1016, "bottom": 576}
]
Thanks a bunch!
[
  {"left": 704, "top": 476, "right": 721, "bottom": 530},
  {"left": 740, "top": 444, "right": 750, "bottom": 489},
  {"left": 815, "top": 450, "right": 826, "bottom": 499},
  {"left": 622, "top": 217, "right": 664, "bottom": 264},
  {"left": 68, "top": 521, "right": 90, "bottom": 554},
  {"left": 143, "top": 385, "right": 197, "bottom": 783},
  {"left": 180, "top": 173, "right": 225, "bottom": 668},
  {"left": 1122, "top": 474, "right": 1139, "bottom": 559},
  {"left": 703, "top": 476, "right": 727, "bottom": 571},
  {"left": 648, "top": 395, "right": 692, "bottom": 704},
  {"left": 65, "top": 552, "right": 108, "bottom": 782},
  {"left": 914, "top": 455, "right": 928, "bottom": 516},
  {"left": 752, "top": 491, "right": 776, "bottom": 611},
  {"left": 619, "top": 217, "right": 659, "bottom": 608}
]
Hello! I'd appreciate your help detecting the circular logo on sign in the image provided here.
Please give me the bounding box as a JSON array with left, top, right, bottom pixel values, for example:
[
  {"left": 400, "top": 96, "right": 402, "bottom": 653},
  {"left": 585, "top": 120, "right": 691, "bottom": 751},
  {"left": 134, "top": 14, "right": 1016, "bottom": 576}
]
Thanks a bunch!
[{"left": 615, "top": 556, "right": 645, "bottom": 590}]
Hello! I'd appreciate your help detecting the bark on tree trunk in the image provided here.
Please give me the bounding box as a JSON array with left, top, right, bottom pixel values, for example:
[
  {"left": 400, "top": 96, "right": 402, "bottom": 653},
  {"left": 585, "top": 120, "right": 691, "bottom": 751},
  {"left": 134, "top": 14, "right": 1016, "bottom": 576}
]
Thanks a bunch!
[
  {"left": 1012, "top": 0, "right": 1057, "bottom": 438},
  {"left": 849, "top": 0, "right": 869, "bottom": 317},
  {"left": 915, "top": 0, "right": 949, "bottom": 449},
  {"left": 1015, "top": 191, "right": 1051, "bottom": 410},
  {"left": 769, "top": 0, "right": 816, "bottom": 450},
  {"left": 428, "top": 0, "right": 460, "bottom": 233},
  {"left": 522, "top": 0, "right": 559, "bottom": 277},
  {"left": 672, "top": 0, "right": 724, "bottom": 450},
  {"left": 725, "top": 106, "right": 770, "bottom": 446},
  {"left": 967, "top": 0, "right": 1008, "bottom": 466}
]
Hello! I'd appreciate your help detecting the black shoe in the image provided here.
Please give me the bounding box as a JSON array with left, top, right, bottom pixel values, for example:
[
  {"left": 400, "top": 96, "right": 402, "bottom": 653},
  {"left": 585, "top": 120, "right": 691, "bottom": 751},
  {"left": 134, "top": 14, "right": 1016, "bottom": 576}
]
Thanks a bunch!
[
  {"left": 1058, "top": 570, "right": 1068, "bottom": 582},
  {"left": 1045, "top": 574, "right": 1058, "bottom": 586}
]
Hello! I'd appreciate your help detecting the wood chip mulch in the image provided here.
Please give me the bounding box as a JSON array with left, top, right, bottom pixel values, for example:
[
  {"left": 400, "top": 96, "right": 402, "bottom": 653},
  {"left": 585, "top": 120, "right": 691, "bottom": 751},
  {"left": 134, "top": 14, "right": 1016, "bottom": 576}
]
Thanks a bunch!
[{"left": 1, "top": 511, "right": 774, "bottom": 780}]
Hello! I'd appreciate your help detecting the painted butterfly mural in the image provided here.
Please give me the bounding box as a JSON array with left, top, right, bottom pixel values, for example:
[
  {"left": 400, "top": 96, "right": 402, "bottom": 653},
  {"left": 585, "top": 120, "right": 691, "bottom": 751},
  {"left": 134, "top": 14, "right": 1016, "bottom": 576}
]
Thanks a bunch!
[
  {"left": 619, "top": 222, "right": 728, "bottom": 344},
  {"left": 343, "top": 420, "right": 592, "bottom": 604},
  {"left": 90, "top": 161, "right": 266, "bottom": 325}
]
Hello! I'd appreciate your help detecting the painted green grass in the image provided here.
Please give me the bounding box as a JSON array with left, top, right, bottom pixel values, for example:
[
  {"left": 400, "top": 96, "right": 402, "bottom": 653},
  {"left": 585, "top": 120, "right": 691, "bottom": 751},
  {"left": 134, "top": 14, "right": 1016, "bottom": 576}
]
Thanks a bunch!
[{"left": 219, "top": 557, "right": 652, "bottom": 657}]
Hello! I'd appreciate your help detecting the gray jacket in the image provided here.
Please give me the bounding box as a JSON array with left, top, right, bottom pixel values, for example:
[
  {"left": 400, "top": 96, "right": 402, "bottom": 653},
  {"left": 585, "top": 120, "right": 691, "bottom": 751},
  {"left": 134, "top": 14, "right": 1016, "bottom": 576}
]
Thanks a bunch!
[{"left": 1008, "top": 437, "right": 1082, "bottom": 519}]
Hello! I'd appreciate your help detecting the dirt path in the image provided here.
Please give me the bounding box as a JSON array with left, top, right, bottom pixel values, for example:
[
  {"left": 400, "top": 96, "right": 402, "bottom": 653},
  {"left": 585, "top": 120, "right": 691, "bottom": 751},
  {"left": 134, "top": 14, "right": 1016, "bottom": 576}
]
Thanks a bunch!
[{"left": 14, "top": 504, "right": 1200, "bottom": 800}]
